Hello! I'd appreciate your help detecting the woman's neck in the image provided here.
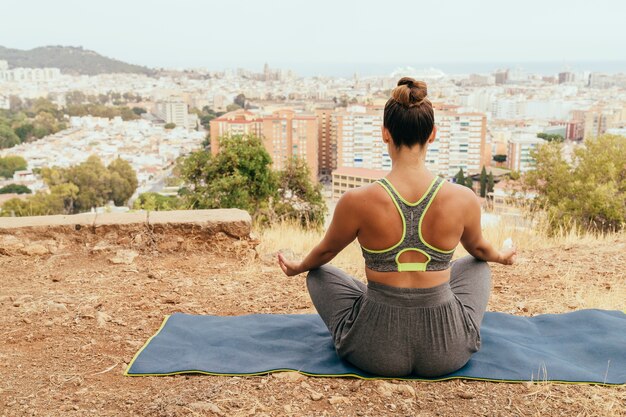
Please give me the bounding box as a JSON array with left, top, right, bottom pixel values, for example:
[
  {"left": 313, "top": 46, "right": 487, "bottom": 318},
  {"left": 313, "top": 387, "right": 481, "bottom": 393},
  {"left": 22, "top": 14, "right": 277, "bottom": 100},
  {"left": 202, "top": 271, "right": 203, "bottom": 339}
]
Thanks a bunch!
[{"left": 389, "top": 146, "right": 431, "bottom": 178}]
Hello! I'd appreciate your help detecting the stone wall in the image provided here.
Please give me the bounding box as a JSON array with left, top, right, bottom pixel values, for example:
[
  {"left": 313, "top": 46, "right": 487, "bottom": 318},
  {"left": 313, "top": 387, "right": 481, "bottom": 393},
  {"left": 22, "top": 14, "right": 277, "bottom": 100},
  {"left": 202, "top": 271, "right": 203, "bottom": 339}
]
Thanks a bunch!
[{"left": 0, "top": 209, "right": 255, "bottom": 257}]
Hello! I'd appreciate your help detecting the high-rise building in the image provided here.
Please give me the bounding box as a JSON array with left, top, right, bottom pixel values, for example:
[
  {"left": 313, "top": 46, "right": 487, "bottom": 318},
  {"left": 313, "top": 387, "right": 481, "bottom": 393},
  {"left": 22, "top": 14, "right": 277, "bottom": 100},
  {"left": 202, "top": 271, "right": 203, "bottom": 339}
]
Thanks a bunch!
[
  {"left": 558, "top": 72, "right": 575, "bottom": 84},
  {"left": 209, "top": 109, "right": 318, "bottom": 182},
  {"left": 335, "top": 105, "right": 389, "bottom": 171},
  {"left": 333, "top": 105, "right": 488, "bottom": 178},
  {"left": 154, "top": 100, "right": 195, "bottom": 129},
  {"left": 507, "top": 133, "right": 544, "bottom": 172},
  {"left": 315, "top": 107, "right": 337, "bottom": 177},
  {"left": 429, "top": 111, "right": 488, "bottom": 177}
]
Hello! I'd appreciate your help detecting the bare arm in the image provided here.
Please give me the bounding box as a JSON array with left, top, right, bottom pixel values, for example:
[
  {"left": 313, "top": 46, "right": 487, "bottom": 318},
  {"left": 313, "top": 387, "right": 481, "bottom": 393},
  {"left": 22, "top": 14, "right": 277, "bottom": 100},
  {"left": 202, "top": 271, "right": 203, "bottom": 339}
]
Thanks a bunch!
[
  {"left": 278, "top": 191, "right": 360, "bottom": 276},
  {"left": 459, "top": 190, "right": 516, "bottom": 264}
]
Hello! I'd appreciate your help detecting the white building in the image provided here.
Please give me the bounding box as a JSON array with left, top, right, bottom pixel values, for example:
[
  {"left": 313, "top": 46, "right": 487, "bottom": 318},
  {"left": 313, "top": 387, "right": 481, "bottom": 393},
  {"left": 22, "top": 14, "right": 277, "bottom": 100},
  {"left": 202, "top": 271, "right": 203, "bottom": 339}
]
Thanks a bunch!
[
  {"left": 507, "top": 133, "right": 544, "bottom": 172},
  {"left": 427, "top": 111, "right": 488, "bottom": 177},
  {"left": 335, "top": 105, "right": 390, "bottom": 170},
  {"left": 153, "top": 100, "right": 197, "bottom": 129}
]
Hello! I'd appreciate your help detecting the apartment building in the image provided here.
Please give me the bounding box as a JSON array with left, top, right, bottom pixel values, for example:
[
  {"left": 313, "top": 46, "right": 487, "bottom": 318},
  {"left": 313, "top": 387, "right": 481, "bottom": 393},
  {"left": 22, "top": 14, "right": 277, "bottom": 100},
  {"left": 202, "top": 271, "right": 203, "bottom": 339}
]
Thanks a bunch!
[
  {"left": 154, "top": 100, "right": 197, "bottom": 129},
  {"left": 428, "top": 111, "right": 488, "bottom": 177},
  {"left": 209, "top": 109, "right": 318, "bottom": 182},
  {"left": 335, "top": 105, "right": 389, "bottom": 171},
  {"left": 331, "top": 166, "right": 389, "bottom": 201},
  {"left": 315, "top": 107, "right": 337, "bottom": 177},
  {"left": 507, "top": 133, "right": 544, "bottom": 172}
]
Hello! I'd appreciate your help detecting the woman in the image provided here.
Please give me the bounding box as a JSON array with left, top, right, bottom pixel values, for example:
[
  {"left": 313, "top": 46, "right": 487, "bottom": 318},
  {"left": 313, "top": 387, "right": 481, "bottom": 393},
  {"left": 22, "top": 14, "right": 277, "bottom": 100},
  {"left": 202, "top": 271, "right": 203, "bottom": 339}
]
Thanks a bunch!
[{"left": 278, "top": 77, "right": 517, "bottom": 377}]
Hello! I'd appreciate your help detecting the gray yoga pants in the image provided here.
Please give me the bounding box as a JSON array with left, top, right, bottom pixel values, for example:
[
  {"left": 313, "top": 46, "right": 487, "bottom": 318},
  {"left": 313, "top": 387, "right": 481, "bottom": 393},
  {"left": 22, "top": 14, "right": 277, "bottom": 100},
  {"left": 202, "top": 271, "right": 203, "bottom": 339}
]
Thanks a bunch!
[{"left": 306, "top": 256, "right": 492, "bottom": 377}]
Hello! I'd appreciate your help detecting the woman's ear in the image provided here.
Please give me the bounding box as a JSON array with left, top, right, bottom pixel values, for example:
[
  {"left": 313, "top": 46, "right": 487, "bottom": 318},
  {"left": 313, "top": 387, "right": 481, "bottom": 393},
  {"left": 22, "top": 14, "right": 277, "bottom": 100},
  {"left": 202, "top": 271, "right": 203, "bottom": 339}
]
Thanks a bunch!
[
  {"left": 382, "top": 127, "right": 391, "bottom": 144},
  {"left": 428, "top": 126, "right": 437, "bottom": 143}
]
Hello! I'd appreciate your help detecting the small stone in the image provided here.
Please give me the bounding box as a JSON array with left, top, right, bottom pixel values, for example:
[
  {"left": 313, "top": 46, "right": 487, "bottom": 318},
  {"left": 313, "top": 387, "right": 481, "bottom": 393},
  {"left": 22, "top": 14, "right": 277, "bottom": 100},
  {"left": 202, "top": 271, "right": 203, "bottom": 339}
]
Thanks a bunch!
[
  {"left": 272, "top": 371, "right": 304, "bottom": 381},
  {"left": 375, "top": 381, "right": 395, "bottom": 397},
  {"left": 458, "top": 392, "right": 474, "bottom": 399},
  {"left": 44, "top": 320, "right": 54, "bottom": 327},
  {"left": 283, "top": 404, "right": 292, "bottom": 413},
  {"left": 96, "top": 311, "right": 111, "bottom": 327},
  {"left": 92, "top": 241, "right": 114, "bottom": 253},
  {"left": 328, "top": 395, "right": 349, "bottom": 405},
  {"left": 109, "top": 250, "right": 138, "bottom": 265},
  {"left": 394, "top": 384, "right": 415, "bottom": 396},
  {"left": 47, "top": 301, "right": 69, "bottom": 313},
  {"left": 189, "top": 402, "right": 223, "bottom": 415},
  {"left": 309, "top": 392, "right": 323, "bottom": 401},
  {"left": 22, "top": 318, "right": 32, "bottom": 324},
  {"left": 21, "top": 244, "right": 49, "bottom": 256}
]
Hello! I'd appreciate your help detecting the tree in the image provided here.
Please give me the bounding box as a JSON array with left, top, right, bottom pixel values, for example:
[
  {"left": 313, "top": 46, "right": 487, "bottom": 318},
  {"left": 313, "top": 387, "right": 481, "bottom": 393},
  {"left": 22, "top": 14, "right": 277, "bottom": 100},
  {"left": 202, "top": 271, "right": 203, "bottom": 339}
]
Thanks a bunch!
[
  {"left": 479, "top": 166, "right": 488, "bottom": 197},
  {"left": 454, "top": 168, "right": 466, "bottom": 185},
  {"left": 487, "top": 172, "right": 495, "bottom": 194},
  {"left": 465, "top": 176, "right": 474, "bottom": 190},
  {"left": 234, "top": 93, "right": 246, "bottom": 108},
  {"left": 164, "top": 123, "right": 176, "bottom": 129},
  {"left": 14, "top": 123, "right": 34, "bottom": 141},
  {"left": 275, "top": 157, "right": 327, "bottom": 227},
  {"left": 180, "top": 134, "right": 277, "bottom": 215},
  {"left": 132, "top": 107, "right": 147, "bottom": 116},
  {"left": 508, "top": 170, "right": 521, "bottom": 181},
  {"left": 537, "top": 132, "right": 564, "bottom": 143},
  {"left": 226, "top": 104, "right": 242, "bottom": 112},
  {"left": 0, "top": 125, "right": 20, "bottom": 149},
  {"left": 132, "top": 192, "right": 183, "bottom": 211},
  {"left": 524, "top": 134, "right": 626, "bottom": 233},
  {"left": 108, "top": 158, "right": 138, "bottom": 206},
  {"left": 0, "top": 156, "right": 27, "bottom": 178},
  {"left": 0, "top": 184, "right": 32, "bottom": 194}
]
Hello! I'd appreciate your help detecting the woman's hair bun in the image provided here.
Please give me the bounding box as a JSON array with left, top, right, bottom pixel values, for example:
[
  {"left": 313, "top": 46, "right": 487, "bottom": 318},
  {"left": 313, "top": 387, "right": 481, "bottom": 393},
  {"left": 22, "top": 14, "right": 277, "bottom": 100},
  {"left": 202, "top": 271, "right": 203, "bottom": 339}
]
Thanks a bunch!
[{"left": 392, "top": 77, "right": 428, "bottom": 107}]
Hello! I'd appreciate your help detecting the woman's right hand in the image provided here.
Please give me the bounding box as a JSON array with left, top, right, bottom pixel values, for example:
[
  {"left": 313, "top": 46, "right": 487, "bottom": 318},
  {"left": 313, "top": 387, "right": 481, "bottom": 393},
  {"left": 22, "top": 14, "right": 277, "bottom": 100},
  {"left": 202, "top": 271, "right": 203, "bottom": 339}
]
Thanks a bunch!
[{"left": 497, "top": 248, "right": 517, "bottom": 265}]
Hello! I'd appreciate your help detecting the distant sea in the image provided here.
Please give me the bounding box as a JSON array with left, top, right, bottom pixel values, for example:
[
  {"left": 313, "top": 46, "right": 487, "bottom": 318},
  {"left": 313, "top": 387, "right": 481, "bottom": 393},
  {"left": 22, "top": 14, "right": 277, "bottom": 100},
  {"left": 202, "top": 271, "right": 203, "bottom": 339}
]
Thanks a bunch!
[{"left": 253, "top": 60, "right": 626, "bottom": 78}]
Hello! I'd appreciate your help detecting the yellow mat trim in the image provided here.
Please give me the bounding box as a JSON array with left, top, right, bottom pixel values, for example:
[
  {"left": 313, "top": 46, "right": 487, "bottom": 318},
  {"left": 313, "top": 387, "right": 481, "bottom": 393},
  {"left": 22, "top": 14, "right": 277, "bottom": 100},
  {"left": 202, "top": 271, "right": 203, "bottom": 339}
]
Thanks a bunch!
[{"left": 124, "top": 315, "right": 171, "bottom": 376}]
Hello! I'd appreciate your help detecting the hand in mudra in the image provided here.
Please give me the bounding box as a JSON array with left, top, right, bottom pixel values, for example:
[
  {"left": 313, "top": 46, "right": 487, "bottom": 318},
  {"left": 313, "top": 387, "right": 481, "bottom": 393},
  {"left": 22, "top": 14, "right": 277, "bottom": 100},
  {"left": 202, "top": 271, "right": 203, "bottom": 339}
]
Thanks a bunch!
[{"left": 278, "top": 252, "right": 303, "bottom": 276}]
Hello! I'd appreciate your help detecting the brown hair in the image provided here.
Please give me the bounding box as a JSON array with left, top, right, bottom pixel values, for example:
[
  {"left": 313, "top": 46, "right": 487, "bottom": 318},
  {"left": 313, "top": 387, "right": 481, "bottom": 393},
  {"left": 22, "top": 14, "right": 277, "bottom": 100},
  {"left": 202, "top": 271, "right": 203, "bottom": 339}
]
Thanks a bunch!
[{"left": 383, "top": 77, "right": 434, "bottom": 148}]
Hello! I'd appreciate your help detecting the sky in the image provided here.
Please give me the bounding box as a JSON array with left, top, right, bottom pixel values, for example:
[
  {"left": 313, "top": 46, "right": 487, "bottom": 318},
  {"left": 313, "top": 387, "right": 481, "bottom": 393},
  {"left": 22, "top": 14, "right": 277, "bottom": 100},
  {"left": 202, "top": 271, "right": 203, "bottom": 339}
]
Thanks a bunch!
[{"left": 1, "top": 0, "right": 625, "bottom": 76}]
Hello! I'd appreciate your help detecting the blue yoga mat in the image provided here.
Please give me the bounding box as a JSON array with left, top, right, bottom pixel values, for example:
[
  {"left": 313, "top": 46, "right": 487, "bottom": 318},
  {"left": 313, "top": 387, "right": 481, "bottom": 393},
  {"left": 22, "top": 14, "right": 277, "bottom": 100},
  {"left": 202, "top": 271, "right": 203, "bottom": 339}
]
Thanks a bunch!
[{"left": 125, "top": 309, "right": 626, "bottom": 385}]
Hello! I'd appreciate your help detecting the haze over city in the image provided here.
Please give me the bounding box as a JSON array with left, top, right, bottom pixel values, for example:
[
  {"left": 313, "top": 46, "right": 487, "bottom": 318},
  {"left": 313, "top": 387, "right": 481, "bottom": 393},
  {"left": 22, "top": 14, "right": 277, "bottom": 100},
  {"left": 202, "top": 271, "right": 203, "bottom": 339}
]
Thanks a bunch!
[{"left": 2, "top": 0, "right": 626, "bottom": 75}]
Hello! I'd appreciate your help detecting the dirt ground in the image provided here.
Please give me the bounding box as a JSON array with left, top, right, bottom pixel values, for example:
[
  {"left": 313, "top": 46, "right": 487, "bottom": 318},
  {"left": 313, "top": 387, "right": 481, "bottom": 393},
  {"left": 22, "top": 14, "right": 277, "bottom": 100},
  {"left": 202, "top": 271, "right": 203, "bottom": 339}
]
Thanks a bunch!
[{"left": 1, "top": 233, "right": 625, "bottom": 417}]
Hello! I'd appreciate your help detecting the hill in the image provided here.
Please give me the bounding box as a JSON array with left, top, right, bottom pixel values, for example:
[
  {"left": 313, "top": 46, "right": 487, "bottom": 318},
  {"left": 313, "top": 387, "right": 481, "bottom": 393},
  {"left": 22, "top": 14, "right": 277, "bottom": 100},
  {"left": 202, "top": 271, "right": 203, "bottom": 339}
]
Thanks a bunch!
[
  {"left": 0, "top": 45, "right": 154, "bottom": 76},
  {"left": 0, "top": 211, "right": 624, "bottom": 416}
]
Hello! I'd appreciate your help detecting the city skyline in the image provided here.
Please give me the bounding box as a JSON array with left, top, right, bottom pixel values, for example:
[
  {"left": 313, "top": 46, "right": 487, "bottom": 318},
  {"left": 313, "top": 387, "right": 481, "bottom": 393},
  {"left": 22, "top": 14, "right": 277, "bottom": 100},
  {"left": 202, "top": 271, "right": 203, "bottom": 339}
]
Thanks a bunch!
[{"left": 2, "top": 0, "right": 625, "bottom": 76}]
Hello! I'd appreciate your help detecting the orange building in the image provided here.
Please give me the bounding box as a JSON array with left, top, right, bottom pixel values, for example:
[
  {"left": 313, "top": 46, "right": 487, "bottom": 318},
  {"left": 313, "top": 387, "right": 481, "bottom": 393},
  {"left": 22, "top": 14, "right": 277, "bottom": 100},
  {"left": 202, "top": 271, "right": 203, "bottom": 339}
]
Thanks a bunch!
[
  {"left": 315, "top": 107, "right": 337, "bottom": 178},
  {"left": 210, "top": 109, "right": 318, "bottom": 182}
]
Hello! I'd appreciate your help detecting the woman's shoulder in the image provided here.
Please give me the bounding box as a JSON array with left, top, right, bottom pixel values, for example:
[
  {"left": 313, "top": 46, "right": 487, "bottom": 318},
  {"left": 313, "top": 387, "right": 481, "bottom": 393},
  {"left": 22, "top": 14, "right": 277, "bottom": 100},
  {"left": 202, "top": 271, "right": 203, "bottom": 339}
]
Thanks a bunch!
[{"left": 438, "top": 180, "right": 479, "bottom": 207}]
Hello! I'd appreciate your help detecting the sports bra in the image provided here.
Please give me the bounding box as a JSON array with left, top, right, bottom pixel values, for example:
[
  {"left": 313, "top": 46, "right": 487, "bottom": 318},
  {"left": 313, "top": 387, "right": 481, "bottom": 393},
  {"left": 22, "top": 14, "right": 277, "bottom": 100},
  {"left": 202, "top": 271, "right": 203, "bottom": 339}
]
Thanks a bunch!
[{"left": 361, "top": 176, "right": 455, "bottom": 272}]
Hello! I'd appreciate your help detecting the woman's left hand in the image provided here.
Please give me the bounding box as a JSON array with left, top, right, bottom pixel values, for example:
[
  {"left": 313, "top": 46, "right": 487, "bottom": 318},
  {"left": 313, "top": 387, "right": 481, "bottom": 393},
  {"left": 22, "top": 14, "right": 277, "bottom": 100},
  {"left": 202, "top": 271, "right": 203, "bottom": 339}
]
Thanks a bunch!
[{"left": 278, "top": 252, "right": 303, "bottom": 277}]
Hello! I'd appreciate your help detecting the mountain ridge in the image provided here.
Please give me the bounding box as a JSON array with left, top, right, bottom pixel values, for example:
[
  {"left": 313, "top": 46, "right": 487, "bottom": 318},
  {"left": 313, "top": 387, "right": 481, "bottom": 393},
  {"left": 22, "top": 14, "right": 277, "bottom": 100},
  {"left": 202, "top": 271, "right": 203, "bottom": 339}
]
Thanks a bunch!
[{"left": 0, "top": 45, "right": 155, "bottom": 76}]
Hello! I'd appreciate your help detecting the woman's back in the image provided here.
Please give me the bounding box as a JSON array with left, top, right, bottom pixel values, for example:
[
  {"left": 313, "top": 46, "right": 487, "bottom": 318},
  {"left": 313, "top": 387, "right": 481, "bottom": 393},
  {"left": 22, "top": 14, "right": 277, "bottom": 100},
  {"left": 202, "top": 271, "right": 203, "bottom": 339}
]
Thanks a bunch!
[{"left": 353, "top": 171, "right": 473, "bottom": 288}]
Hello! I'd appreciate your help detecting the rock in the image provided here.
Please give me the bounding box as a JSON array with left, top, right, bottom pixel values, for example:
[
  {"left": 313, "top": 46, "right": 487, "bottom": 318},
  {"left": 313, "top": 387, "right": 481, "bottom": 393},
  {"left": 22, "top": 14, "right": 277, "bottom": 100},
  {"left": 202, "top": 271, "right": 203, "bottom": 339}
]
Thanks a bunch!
[
  {"left": 374, "top": 381, "right": 415, "bottom": 397},
  {"left": 96, "top": 311, "right": 111, "bottom": 327},
  {"left": 375, "top": 381, "right": 395, "bottom": 397},
  {"left": 394, "top": 384, "right": 415, "bottom": 397},
  {"left": 0, "top": 235, "right": 24, "bottom": 255},
  {"left": 189, "top": 401, "right": 223, "bottom": 415},
  {"left": 458, "top": 392, "right": 475, "bottom": 399},
  {"left": 91, "top": 241, "right": 114, "bottom": 253},
  {"left": 272, "top": 371, "right": 304, "bottom": 381},
  {"left": 309, "top": 392, "right": 323, "bottom": 401},
  {"left": 46, "top": 301, "right": 69, "bottom": 313},
  {"left": 328, "top": 396, "right": 350, "bottom": 405},
  {"left": 109, "top": 250, "right": 138, "bottom": 265},
  {"left": 283, "top": 405, "right": 292, "bottom": 413},
  {"left": 21, "top": 244, "right": 49, "bottom": 256},
  {"left": 22, "top": 318, "right": 32, "bottom": 324}
]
